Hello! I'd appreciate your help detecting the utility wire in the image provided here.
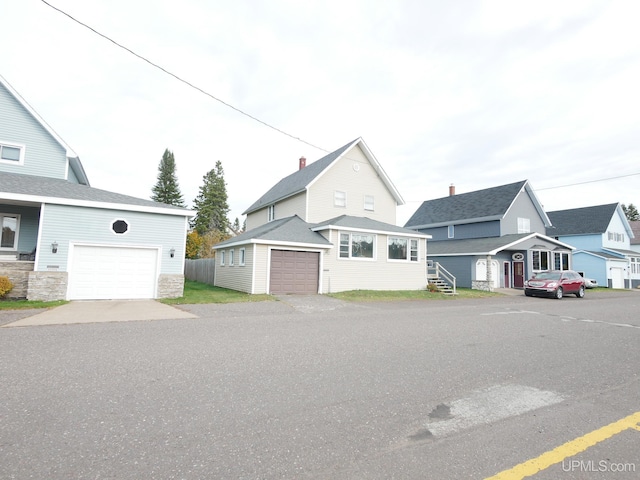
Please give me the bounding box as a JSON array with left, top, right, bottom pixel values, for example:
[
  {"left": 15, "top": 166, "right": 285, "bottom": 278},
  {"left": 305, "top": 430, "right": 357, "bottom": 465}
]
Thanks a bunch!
[
  {"left": 40, "top": 0, "right": 329, "bottom": 154},
  {"left": 537, "top": 172, "right": 640, "bottom": 191}
]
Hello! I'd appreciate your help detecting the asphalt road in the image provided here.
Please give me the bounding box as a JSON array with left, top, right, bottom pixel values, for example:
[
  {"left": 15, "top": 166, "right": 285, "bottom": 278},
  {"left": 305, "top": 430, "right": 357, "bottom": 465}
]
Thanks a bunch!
[{"left": 1, "top": 291, "right": 639, "bottom": 479}]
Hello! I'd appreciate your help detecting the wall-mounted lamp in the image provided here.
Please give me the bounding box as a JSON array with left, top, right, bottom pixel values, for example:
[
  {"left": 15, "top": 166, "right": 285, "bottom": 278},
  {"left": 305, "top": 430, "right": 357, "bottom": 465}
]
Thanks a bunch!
[
  {"left": 51, "top": 241, "right": 58, "bottom": 254},
  {"left": 169, "top": 248, "right": 175, "bottom": 258}
]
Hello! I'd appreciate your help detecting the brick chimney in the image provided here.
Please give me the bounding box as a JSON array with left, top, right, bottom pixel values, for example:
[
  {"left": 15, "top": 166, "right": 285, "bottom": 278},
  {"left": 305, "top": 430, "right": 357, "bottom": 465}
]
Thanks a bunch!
[
  {"left": 299, "top": 156, "right": 306, "bottom": 170},
  {"left": 449, "top": 184, "right": 455, "bottom": 196}
]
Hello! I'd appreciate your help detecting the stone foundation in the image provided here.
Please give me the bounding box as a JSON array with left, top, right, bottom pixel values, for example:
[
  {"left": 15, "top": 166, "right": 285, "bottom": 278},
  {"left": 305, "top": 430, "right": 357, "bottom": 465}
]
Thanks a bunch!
[
  {"left": 0, "top": 261, "right": 35, "bottom": 298},
  {"left": 27, "top": 271, "right": 68, "bottom": 301},
  {"left": 157, "top": 274, "right": 185, "bottom": 298},
  {"left": 472, "top": 280, "right": 493, "bottom": 292}
]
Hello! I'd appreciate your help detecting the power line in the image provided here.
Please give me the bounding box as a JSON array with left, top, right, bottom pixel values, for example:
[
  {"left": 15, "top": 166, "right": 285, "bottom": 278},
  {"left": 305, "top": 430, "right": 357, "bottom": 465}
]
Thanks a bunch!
[
  {"left": 40, "top": 0, "right": 329, "bottom": 154},
  {"left": 537, "top": 172, "right": 640, "bottom": 191}
]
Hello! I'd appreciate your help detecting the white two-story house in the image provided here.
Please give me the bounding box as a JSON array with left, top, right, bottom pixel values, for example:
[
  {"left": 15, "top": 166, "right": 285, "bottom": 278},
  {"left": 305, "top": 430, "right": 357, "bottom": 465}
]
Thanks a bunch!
[{"left": 213, "top": 138, "right": 431, "bottom": 294}]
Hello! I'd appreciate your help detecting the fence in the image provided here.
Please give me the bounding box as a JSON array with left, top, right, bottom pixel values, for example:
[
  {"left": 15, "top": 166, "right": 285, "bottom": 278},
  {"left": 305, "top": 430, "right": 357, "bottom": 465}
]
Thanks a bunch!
[{"left": 184, "top": 258, "right": 216, "bottom": 285}]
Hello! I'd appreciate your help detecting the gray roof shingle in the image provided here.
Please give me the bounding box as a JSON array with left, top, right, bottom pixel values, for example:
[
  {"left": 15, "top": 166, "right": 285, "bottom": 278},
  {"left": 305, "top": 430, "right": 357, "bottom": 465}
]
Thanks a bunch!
[
  {"left": 313, "top": 215, "right": 427, "bottom": 236},
  {"left": 546, "top": 203, "right": 618, "bottom": 236},
  {"left": 243, "top": 139, "right": 358, "bottom": 215},
  {"left": 0, "top": 171, "right": 190, "bottom": 213},
  {"left": 404, "top": 180, "right": 528, "bottom": 228}
]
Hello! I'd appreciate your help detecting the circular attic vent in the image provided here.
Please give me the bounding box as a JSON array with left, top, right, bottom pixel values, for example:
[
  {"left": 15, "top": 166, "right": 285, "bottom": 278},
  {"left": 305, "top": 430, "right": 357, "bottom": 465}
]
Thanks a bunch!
[{"left": 112, "top": 220, "right": 129, "bottom": 234}]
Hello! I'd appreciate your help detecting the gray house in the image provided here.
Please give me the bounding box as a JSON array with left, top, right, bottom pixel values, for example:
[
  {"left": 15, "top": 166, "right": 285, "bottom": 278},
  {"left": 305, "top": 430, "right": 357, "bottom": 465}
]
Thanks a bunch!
[
  {"left": 547, "top": 204, "right": 637, "bottom": 289},
  {"left": 0, "top": 75, "right": 192, "bottom": 300},
  {"left": 404, "top": 181, "right": 574, "bottom": 290},
  {"left": 213, "top": 138, "right": 431, "bottom": 294}
]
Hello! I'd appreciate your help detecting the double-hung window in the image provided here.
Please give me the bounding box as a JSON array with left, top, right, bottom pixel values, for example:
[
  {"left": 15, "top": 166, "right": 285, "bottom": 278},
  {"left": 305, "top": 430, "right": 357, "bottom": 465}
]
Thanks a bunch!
[
  {"left": 334, "top": 191, "right": 346, "bottom": 208},
  {"left": 220, "top": 251, "right": 225, "bottom": 266},
  {"left": 517, "top": 218, "right": 531, "bottom": 233},
  {"left": 267, "top": 205, "right": 275, "bottom": 222},
  {"left": 364, "top": 195, "right": 374, "bottom": 211},
  {"left": 0, "top": 214, "right": 19, "bottom": 249},
  {"left": 239, "top": 248, "right": 246, "bottom": 266},
  {"left": 229, "top": 249, "right": 234, "bottom": 266},
  {"left": 339, "top": 232, "right": 375, "bottom": 259},
  {"left": 532, "top": 250, "right": 549, "bottom": 271}
]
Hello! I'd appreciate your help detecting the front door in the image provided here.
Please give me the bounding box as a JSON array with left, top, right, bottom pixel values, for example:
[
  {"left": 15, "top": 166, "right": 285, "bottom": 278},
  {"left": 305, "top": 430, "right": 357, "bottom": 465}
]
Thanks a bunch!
[
  {"left": 513, "top": 261, "right": 525, "bottom": 288},
  {"left": 503, "top": 262, "right": 511, "bottom": 288}
]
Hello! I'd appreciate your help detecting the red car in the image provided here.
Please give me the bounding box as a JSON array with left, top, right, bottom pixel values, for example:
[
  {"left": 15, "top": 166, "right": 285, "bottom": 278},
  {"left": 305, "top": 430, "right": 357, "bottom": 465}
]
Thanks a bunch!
[{"left": 524, "top": 270, "right": 586, "bottom": 299}]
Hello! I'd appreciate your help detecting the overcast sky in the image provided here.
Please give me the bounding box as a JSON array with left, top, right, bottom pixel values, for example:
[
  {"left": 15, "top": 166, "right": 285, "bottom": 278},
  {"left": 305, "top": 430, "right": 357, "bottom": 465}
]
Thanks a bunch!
[{"left": 3, "top": 0, "right": 639, "bottom": 226}]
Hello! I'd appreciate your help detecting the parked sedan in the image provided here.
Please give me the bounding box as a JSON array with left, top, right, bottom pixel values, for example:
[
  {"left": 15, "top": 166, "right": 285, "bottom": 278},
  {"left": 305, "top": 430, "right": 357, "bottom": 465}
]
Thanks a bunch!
[
  {"left": 524, "top": 270, "right": 586, "bottom": 299},
  {"left": 583, "top": 278, "right": 598, "bottom": 288}
]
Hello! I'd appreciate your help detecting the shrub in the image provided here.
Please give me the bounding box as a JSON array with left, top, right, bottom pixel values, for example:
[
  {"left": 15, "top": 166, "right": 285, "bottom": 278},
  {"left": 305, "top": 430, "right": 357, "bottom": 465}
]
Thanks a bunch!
[
  {"left": 427, "top": 282, "right": 439, "bottom": 293},
  {"left": 0, "top": 276, "right": 14, "bottom": 298}
]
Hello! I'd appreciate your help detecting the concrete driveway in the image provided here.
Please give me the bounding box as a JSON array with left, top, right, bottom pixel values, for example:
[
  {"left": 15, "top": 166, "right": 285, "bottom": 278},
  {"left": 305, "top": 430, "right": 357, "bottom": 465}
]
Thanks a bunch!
[{"left": 1, "top": 300, "right": 197, "bottom": 327}]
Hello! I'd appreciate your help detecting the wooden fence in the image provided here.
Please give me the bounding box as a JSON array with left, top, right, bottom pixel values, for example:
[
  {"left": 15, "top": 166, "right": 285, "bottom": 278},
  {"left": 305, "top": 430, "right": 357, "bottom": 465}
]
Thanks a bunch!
[{"left": 184, "top": 258, "right": 216, "bottom": 285}]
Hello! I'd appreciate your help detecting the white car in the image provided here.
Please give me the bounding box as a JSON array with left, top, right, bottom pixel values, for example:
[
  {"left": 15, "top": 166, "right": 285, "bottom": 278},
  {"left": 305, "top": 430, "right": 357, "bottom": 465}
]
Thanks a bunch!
[{"left": 583, "top": 278, "right": 598, "bottom": 289}]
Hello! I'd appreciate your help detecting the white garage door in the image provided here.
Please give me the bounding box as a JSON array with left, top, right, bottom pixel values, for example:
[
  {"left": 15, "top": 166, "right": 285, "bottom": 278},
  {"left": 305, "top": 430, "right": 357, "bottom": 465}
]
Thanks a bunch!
[{"left": 68, "top": 246, "right": 158, "bottom": 300}]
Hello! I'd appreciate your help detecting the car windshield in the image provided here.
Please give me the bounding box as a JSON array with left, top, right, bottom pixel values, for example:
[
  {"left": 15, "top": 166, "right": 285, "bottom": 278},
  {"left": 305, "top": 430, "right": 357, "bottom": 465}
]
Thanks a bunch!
[{"left": 533, "top": 272, "right": 561, "bottom": 280}]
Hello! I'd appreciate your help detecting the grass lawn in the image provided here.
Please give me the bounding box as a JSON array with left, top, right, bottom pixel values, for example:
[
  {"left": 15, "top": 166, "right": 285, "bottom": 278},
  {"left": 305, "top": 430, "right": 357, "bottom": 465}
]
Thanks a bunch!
[
  {"left": 328, "top": 288, "right": 502, "bottom": 302},
  {"left": 160, "top": 280, "right": 274, "bottom": 305},
  {"left": 0, "top": 299, "right": 68, "bottom": 310}
]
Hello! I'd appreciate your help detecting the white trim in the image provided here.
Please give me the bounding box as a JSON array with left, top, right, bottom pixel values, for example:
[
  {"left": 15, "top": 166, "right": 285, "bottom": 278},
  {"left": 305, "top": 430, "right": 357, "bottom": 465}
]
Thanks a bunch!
[
  {"left": 312, "top": 223, "right": 431, "bottom": 239},
  {"left": 0, "top": 212, "right": 21, "bottom": 250},
  {"left": 239, "top": 247, "right": 246, "bottom": 266},
  {"left": 338, "top": 231, "right": 377, "bottom": 261},
  {"left": 229, "top": 248, "right": 235, "bottom": 266},
  {"left": 267, "top": 246, "right": 324, "bottom": 294}
]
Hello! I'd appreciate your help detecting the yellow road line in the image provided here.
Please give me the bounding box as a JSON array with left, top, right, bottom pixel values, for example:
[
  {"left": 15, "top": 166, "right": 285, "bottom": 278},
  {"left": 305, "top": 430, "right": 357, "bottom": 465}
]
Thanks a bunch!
[{"left": 485, "top": 411, "right": 640, "bottom": 480}]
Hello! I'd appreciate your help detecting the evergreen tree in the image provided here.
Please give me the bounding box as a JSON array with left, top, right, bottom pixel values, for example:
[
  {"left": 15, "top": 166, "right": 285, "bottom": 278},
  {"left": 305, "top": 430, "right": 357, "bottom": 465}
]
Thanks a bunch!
[
  {"left": 622, "top": 203, "right": 639, "bottom": 221},
  {"left": 192, "top": 160, "right": 230, "bottom": 235},
  {"left": 151, "top": 149, "right": 186, "bottom": 207},
  {"left": 231, "top": 217, "right": 242, "bottom": 235}
]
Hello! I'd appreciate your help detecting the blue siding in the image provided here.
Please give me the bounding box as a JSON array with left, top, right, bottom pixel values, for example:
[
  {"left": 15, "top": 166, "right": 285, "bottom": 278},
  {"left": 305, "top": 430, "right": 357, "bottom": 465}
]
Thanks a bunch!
[
  {"left": 39, "top": 205, "right": 187, "bottom": 275},
  {"left": 571, "top": 252, "right": 607, "bottom": 286},
  {"left": 419, "top": 220, "right": 500, "bottom": 241},
  {"left": 555, "top": 234, "right": 601, "bottom": 251},
  {"left": 502, "top": 191, "right": 547, "bottom": 234},
  {"left": 430, "top": 255, "right": 473, "bottom": 288},
  {"left": 0, "top": 82, "right": 68, "bottom": 179}
]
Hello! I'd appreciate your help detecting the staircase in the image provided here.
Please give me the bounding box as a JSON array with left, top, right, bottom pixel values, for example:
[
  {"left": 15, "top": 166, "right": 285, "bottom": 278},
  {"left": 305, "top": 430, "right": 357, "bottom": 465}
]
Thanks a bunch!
[{"left": 427, "top": 262, "right": 457, "bottom": 295}]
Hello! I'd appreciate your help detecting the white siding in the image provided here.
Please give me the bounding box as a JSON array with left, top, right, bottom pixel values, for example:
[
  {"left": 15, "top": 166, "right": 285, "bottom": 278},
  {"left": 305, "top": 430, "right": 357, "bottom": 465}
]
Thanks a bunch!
[
  {"left": 246, "top": 191, "right": 307, "bottom": 230},
  {"left": 0, "top": 82, "right": 68, "bottom": 179},
  {"left": 603, "top": 209, "right": 631, "bottom": 249},
  {"left": 307, "top": 145, "right": 397, "bottom": 224},
  {"left": 320, "top": 229, "right": 427, "bottom": 293},
  {"left": 214, "top": 243, "right": 255, "bottom": 293},
  {"left": 38, "top": 204, "right": 187, "bottom": 275}
]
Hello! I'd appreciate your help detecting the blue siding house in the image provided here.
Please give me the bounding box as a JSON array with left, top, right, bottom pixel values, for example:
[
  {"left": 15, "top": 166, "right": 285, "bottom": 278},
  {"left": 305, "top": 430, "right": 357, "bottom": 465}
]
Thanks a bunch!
[
  {"left": 547, "top": 203, "right": 637, "bottom": 289},
  {"left": 0, "top": 75, "right": 192, "bottom": 300},
  {"left": 405, "top": 181, "right": 575, "bottom": 290}
]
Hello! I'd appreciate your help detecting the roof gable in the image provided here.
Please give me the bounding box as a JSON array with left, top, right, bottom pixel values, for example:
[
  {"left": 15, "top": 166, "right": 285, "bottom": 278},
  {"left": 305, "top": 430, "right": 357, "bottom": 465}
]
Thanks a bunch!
[
  {"left": 405, "top": 180, "right": 548, "bottom": 228},
  {"left": 547, "top": 203, "right": 621, "bottom": 236},
  {"left": 0, "top": 75, "right": 90, "bottom": 185},
  {"left": 243, "top": 138, "right": 403, "bottom": 215}
]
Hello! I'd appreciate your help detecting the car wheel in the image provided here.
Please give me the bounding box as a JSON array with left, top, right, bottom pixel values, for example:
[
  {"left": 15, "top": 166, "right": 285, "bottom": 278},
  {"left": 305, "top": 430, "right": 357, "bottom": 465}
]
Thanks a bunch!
[
  {"left": 575, "top": 285, "right": 585, "bottom": 298},
  {"left": 525, "top": 290, "right": 532, "bottom": 297},
  {"left": 554, "top": 287, "right": 563, "bottom": 299}
]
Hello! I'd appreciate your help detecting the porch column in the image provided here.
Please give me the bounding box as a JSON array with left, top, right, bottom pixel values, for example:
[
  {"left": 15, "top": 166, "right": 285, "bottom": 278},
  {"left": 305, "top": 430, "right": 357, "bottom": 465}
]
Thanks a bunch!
[{"left": 486, "top": 255, "right": 493, "bottom": 291}]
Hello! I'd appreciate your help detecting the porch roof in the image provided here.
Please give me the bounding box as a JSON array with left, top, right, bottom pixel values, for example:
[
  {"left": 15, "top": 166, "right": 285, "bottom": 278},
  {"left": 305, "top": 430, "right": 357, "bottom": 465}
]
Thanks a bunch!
[{"left": 428, "top": 233, "right": 572, "bottom": 256}]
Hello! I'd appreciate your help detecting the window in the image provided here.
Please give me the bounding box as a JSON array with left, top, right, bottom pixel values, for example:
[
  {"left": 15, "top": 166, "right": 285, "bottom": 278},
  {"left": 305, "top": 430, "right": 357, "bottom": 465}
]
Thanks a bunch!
[
  {"left": 518, "top": 218, "right": 531, "bottom": 233},
  {"left": 112, "top": 219, "right": 129, "bottom": 234},
  {"left": 239, "top": 248, "right": 246, "bottom": 266},
  {"left": 267, "top": 205, "right": 275, "bottom": 222},
  {"left": 388, "top": 238, "right": 407, "bottom": 260},
  {"left": 631, "top": 257, "right": 639, "bottom": 275},
  {"left": 364, "top": 195, "right": 374, "bottom": 211},
  {"left": 339, "top": 232, "right": 375, "bottom": 259},
  {"left": 220, "top": 250, "right": 225, "bottom": 266},
  {"left": 229, "top": 249, "right": 234, "bottom": 266},
  {"left": 448, "top": 225, "right": 454, "bottom": 239},
  {"left": 532, "top": 250, "right": 550, "bottom": 271},
  {"left": 388, "top": 237, "right": 419, "bottom": 262},
  {"left": 1, "top": 214, "right": 19, "bottom": 249},
  {"left": 607, "top": 231, "right": 624, "bottom": 242},
  {"left": 0, "top": 143, "right": 24, "bottom": 164},
  {"left": 410, "top": 239, "right": 418, "bottom": 261},
  {"left": 553, "top": 251, "right": 569, "bottom": 270},
  {"left": 334, "top": 191, "right": 346, "bottom": 208}
]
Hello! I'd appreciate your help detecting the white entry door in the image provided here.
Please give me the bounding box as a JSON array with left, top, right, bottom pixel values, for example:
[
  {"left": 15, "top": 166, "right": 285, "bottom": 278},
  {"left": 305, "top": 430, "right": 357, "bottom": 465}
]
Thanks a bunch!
[{"left": 68, "top": 245, "right": 158, "bottom": 300}]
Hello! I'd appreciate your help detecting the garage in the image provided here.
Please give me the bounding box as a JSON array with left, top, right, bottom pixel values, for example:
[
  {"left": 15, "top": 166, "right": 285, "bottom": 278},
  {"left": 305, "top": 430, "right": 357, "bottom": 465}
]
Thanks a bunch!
[
  {"left": 68, "top": 245, "right": 158, "bottom": 300},
  {"left": 270, "top": 250, "right": 319, "bottom": 294}
]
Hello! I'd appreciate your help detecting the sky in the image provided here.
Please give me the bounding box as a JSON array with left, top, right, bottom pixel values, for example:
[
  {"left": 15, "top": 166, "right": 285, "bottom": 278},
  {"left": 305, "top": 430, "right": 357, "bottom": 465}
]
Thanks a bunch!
[{"left": 2, "top": 0, "right": 639, "bottom": 226}]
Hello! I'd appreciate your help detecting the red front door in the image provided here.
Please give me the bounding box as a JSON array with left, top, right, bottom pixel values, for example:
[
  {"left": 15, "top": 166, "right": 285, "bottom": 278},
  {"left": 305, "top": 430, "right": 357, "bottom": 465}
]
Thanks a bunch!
[{"left": 513, "top": 261, "right": 525, "bottom": 288}]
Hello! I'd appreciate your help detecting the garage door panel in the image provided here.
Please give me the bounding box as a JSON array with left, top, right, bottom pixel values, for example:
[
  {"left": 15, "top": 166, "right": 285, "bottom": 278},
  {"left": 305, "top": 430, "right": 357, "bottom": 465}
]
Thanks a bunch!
[
  {"left": 270, "top": 250, "right": 319, "bottom": 294},
  {"left": 68, "top": 246, "right": 158, "bottom": 300}
]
